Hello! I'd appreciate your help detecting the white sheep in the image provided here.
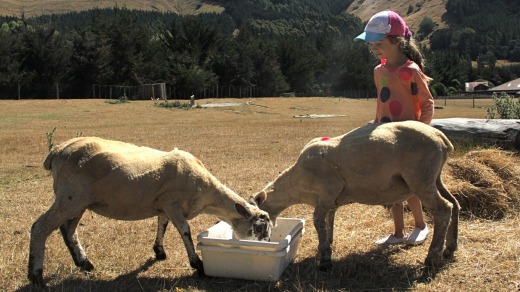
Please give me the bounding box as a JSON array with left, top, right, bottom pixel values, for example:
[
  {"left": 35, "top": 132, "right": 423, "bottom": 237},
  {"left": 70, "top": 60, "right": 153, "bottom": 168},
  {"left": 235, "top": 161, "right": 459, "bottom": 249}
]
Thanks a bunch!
[
  {"left": 28, "top": 137, "right": 272, "bottom": 288},
  {"left": 253, "top": 121, "right": 459, "bottom": 270}
]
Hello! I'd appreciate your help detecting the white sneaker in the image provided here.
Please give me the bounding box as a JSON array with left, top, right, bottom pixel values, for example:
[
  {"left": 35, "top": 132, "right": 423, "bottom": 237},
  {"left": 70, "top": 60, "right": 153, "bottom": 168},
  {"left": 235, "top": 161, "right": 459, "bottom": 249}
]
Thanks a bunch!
[
  {"left": 375, "top": 234, "right": 407, "bottom": 245},
  {"left": 406, "top": 225, "right": 429, "bottom": 245}
]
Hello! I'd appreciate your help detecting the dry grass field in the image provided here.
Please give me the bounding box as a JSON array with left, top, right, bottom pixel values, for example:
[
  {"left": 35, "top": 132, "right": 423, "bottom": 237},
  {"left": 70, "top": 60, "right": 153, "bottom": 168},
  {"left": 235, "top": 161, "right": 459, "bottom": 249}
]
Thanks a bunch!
[{"left": 1, "top": 97, "right": 518, "bottom": 291}]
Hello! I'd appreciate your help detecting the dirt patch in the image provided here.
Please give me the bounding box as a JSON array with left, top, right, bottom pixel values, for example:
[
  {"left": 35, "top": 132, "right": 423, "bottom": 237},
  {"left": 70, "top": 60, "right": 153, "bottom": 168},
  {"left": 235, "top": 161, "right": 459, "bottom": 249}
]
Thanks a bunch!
[
  {"left": 199, "top": 102, "right": 244, "bottom": 108},
  {"left": 293, "top": 114, "right": 346, "bottom": 119}
]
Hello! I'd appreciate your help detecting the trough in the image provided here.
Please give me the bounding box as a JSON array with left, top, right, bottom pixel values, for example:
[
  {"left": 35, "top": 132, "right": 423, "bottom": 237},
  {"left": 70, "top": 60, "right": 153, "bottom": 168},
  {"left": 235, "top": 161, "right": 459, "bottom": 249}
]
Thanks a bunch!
[{"left": 197, "top": 217, "right": 304, "bottom": 281}]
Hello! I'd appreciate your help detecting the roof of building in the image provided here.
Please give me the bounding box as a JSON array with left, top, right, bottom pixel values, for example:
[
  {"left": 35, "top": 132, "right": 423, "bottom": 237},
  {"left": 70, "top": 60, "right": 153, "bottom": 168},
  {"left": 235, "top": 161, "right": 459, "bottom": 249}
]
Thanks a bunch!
[{"left": 490, "top": 77, "right": 520, "bottom": 92}]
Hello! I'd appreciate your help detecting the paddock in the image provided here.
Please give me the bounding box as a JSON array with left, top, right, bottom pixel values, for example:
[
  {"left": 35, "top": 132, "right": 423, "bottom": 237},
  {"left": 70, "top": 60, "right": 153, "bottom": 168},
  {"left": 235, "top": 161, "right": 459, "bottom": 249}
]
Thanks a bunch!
[{"left": 0, "top": 97, "right": 518, "bottom": 291}]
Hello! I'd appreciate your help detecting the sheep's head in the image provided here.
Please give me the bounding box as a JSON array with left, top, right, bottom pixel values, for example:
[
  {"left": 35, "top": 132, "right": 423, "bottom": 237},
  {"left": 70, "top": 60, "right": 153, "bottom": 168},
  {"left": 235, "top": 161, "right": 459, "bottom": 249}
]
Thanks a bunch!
[
  {"left": 233, "top": 201, "right": 272, "bottom": 241},
  {"left": 250, "top": 190, "right": 280, "bottom": 224}
]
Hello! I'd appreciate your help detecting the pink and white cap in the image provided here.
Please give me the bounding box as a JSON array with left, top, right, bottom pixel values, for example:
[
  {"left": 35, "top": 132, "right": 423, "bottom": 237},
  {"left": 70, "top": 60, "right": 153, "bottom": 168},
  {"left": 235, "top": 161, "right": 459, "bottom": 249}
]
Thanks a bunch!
[{"left": 355, "top": 10, "right": 412, "bottom": 42}]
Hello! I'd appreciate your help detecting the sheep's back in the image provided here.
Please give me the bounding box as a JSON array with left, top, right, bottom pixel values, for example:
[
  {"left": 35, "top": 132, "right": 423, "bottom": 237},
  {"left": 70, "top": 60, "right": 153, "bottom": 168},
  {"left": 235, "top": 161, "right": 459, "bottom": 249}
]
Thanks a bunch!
[
  {"left": 43, "top": 137, "right": 191, "bottom": 180},
  {"left": 300, "top": 121, "right": 452, "bottom": 171}
]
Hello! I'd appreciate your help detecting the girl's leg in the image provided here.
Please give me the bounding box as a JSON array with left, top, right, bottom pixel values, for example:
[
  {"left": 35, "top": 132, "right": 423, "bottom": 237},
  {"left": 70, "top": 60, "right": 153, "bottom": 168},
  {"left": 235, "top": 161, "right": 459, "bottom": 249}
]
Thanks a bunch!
[
  {"left": 406, "top": 195, "right": 429, "bottom": 245},
  {"left": 375, "top": 202, "right": 406, "bottom": 245},
  {"left": 391, "top": 202, "right": 406, "bottom": 238},
  {"left": 407, "top": 196, "right": 426, "bottom": 229}
]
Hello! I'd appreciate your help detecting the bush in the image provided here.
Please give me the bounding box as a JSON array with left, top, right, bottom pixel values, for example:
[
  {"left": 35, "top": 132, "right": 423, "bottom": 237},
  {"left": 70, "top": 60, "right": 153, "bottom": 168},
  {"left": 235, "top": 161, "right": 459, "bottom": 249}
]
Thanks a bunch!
[
  {"left": 156, "top": 100, "right": 197, "bottom": 109},
  {"left": 105, "top": 94, "right": 129, "bottom": 104},
  {"left": 430, "top": 82, "right": 447, "bottom": 96},
  {"left": 418, "top": 17, "right": 436, "bottom": 39},
  {"left": 486, "top": 92, "right": 520, "bottom": 119}
]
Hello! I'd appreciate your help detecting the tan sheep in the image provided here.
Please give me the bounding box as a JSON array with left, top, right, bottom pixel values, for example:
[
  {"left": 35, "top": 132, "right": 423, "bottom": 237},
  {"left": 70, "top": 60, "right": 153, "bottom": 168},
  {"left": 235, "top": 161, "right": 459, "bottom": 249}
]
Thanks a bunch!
[
  {"left": 253, "top": 121, "right": 459, "bottom": 271},
  {"left": 28, "top": 137, "right": 272, "bottom": 288}
]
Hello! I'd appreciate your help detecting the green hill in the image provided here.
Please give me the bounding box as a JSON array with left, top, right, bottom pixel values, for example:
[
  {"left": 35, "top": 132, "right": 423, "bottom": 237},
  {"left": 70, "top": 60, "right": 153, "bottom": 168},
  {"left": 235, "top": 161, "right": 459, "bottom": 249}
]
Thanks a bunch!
[{"left": 0, "top": 0, "right": 223, "bottom": 17}]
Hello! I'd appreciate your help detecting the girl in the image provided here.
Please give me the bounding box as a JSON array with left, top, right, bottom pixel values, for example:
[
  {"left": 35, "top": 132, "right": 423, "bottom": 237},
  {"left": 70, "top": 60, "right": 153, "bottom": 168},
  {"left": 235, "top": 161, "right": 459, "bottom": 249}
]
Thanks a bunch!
[{"left": 355, "top": 10, "right": 434, "bottom": 245}]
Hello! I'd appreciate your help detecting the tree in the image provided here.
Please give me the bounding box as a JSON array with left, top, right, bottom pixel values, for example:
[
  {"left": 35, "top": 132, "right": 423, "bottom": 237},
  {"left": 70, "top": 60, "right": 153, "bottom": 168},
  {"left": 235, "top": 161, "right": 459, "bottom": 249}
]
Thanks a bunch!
[
  {"left": 427, "top": 50, "right": 471, "bottom": 91},
  {"left": 96, "top": 7, "right": 151, "bottom": 85},
  {"left": 418, "top": 17, "right": 436, "bottom": 40},
  {"left": 476, "top": 51, "right": 499, "bottom": 82},
  {"left": 277, "top": 37, "right": 319, "bottom": 94},
  {"left": 333, "top": 40, "right": 375, "bottom": 92},
  {"left": 252, "top": 40, "right": 289, "bottom": 96},
  {"left": 20, "top": 24, "right": 72, "bottom": 98},
  {"left": 160, "top": 15, "right": 222, "bottom": 96},
  {"left": 0, "top": 21, "right": 28, "bottom": 99},
  {"left": 68, "top": 28, "right": 113, "bottom": 97}
]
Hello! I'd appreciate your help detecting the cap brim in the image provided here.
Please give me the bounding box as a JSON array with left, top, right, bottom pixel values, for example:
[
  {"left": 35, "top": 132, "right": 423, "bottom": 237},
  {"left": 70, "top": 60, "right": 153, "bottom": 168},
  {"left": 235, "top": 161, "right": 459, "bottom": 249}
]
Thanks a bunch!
[{"left": 354, "top": 31, "right": 387, "bottom": 42}]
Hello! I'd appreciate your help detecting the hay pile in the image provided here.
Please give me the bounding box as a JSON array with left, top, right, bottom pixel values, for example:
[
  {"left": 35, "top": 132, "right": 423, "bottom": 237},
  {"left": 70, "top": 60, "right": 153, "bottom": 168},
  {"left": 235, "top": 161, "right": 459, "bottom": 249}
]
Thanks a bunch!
[{"left": 443, "top": 149, "right": 520, "bottom": 219}]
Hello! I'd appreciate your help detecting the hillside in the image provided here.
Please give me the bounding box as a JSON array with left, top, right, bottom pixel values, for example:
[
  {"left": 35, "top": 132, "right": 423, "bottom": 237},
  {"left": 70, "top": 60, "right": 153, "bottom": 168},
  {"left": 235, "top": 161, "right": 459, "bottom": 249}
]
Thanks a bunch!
[
  {"left": 346, "top": 0, "right": 447, "bottom": 33},
  {"left": 0, "top": 0, "right": 223, "bottom": 17},
  {"left": 1, "top": 0, "right": 519, "bottom": 99},
  {"left": 0, "top": 0, "right": 446, "bottom": 33}
]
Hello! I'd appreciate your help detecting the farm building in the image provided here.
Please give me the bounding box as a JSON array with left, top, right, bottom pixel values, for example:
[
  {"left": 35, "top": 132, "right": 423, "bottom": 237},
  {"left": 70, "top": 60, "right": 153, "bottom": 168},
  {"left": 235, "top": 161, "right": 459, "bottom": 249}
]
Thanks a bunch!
[
  {"left": 489, "top": 77, "right": 520, "bottom": 94},
  {"left": 465, "top": 81, "right": 489, "bottom": 92}
]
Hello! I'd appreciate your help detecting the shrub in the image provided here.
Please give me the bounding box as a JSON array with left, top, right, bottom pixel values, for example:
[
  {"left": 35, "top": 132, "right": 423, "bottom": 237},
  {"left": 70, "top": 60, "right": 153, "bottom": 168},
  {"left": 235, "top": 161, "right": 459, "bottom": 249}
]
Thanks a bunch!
[
  {"left": 156, "top": 100, "right": 197, "bottom": 109},
  {"left": 418, "top": 17, "right": 436, "bottom": 38},
  {"left": 46, "top": 127, "right": 57, "bottom": 151},
  {"left": 486, "top": 92, "right": 520, "bottom": 119},
  {"left": 430, "top": 82, "right": 447, "bottom": 96},
  {"left": 105, "top": 94, "right": 129, "bottom": 104}
]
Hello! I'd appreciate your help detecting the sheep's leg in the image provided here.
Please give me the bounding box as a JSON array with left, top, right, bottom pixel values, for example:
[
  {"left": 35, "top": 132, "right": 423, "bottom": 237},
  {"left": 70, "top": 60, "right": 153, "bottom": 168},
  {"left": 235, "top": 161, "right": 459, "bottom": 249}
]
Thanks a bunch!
[
  {"left": 153, "top": 216, "right": 169, "bottom": 260},
  {"left": 314, "top": 206, "right": 333, "bottom": 271},
  {"left": 28, "top": 212, "right": 57, "bottom": 288},
  {"left": 326, "top": 208, "right": 337, "bottom": 244},
  {"left": 162, "top": 204, "right": 204, "bottom": 275},
  {"left": 59, "top": 211, "right": 94, "bottom": 271},
  {"left": 28, "top": 201, "right": 85, "bottom": 288},
  {"left": 437, "top": 177, "right": 459, "bottom": 259},
  {"left": 419, "top": 186, "right": 453, "bottom": 268}
]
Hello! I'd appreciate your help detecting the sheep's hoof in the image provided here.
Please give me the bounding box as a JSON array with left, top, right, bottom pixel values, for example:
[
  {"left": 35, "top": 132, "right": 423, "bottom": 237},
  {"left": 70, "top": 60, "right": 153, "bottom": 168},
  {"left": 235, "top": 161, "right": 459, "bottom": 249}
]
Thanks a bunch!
[
  {"left": 421, "top": 264, "right": 437, "bottom": 279},
  {"left": 442, "top": 248, "right": 456, "bottom": 260},
  {"left": 79, "top": 259, "right": 94, "bottom": 272},
  {"left": 318, "top": 261, "right": 332, "bottom": 271},
  {"left": 424, "top": 253, "right": 442, "bottom": 268},
  {"left": 28, "top": 269, "right": 46, "bottom": 289},
  {"left": 191, "top": 259, "right": 205, "bottom": 276},
  {"left": 153, "top": 245, "right": 167, "bottom": 261}
]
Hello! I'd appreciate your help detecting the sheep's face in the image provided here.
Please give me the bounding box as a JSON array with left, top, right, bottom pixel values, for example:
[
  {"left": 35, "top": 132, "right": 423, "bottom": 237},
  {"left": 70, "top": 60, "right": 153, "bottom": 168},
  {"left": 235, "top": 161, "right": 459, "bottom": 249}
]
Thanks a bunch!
[{"left": 233, "top": 203, "right": 272, "bottom": 241}]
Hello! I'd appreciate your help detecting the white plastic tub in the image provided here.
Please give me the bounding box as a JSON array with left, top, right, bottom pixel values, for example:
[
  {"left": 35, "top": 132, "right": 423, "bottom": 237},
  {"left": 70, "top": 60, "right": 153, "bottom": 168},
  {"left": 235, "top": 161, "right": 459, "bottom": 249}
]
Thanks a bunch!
[{"left": 197, "top": 217, "right": 304, "bottom": 281}]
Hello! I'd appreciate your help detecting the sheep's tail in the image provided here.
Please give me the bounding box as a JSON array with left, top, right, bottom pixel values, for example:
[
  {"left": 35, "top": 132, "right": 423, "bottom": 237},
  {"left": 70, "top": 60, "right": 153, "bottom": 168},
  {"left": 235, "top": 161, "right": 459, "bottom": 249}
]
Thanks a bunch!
[
  {"left": 43, "top": 148, "right": 58, "bottom": 171},
  {"left": 43, "top": 137, "right": 83, "bottom": 171},
  {"left": 438, "top": 131, "right": 454, "bottom": 154}
]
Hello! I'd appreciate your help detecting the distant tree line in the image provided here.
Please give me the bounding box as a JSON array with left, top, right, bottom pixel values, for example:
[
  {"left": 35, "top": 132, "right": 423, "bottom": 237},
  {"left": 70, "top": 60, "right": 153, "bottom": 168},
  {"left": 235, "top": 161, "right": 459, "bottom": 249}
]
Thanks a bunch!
[{"left": 0, "top": 0, "right": 519, "bottom": 99}]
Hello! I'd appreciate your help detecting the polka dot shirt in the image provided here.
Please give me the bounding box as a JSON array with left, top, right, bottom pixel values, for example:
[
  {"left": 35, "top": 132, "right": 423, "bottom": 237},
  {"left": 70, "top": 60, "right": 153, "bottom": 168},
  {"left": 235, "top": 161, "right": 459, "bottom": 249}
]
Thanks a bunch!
[{"left": 374, "top": 60, "right": 434, "bottom": 125}]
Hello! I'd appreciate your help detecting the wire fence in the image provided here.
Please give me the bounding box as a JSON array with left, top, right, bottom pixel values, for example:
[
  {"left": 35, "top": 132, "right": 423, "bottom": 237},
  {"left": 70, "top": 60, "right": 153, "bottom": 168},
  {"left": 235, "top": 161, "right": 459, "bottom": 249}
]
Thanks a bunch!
[
  {"left": 88, "top": 85, "right": 503, "bottom": 109},
  {"left": 92, "top": 83, "right": 167, "bottom": 100}
]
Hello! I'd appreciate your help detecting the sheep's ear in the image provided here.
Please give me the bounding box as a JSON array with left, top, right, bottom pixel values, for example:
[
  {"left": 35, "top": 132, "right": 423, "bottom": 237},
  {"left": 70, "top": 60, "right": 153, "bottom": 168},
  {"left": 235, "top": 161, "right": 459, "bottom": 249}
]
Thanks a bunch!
[
  {"left": 235, "top": 203, "right": 252, "bottom": 220},
  {"left": 253, "top": 191, "right": 267, "bottom": 206}
]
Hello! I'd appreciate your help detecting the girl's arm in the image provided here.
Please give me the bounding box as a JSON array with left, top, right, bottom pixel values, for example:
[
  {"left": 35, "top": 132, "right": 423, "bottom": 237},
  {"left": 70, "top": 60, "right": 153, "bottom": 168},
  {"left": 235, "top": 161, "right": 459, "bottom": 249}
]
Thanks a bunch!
[{"left": 415, "top": 70, "right": 434, "bottom": 125}]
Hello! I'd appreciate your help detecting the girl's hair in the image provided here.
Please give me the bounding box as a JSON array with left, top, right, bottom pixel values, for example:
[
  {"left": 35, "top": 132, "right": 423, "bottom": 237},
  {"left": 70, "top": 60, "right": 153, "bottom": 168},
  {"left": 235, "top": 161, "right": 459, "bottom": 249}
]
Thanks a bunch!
[
  {"left": 388, "top": 35, "right": 432, "bottom": 81},
  {"left": 387, "top": 36, "right": 425, "bottom": 70}
]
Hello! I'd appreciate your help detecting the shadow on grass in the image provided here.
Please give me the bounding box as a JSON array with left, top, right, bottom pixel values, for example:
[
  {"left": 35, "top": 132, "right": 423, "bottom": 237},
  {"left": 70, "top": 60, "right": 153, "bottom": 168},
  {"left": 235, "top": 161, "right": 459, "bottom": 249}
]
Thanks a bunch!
[{"left": 16, "top": 246, "right": 453, "bottom": 292}]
